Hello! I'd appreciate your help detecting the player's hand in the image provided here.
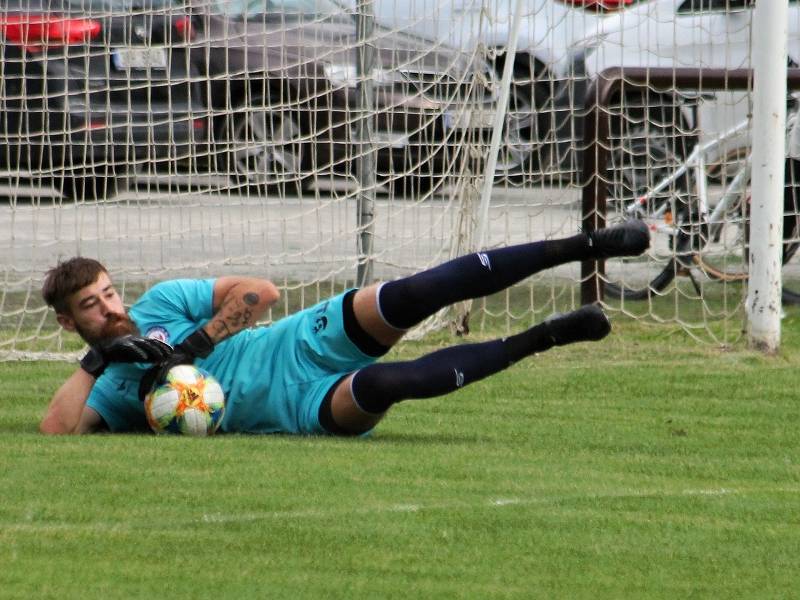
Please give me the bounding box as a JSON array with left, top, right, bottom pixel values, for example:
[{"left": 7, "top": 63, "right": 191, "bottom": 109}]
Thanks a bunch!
[
  {"left": 80, "top": 335, "right": 174, "bottom": 378},
  {"left": 137, "top": 329, "right": 215, "bottom": 401}
]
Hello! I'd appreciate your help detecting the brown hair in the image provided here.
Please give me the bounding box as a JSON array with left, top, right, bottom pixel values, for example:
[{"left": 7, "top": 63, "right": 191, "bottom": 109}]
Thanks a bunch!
[{"left": 41, "top": 257, "right": 108, "bottom": 315}]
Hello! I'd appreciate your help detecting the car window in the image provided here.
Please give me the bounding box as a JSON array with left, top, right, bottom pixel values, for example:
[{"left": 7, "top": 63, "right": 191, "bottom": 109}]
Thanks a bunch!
[{"left": 676, "top": 0, "right": 754, "bottom": 13}]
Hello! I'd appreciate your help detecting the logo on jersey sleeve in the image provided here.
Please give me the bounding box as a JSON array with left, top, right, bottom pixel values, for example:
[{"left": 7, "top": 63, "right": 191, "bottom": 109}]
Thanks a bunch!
[
  {"left": 144, "top": 326, "right": 170, "bottom": 345},
  {"left": 312, "top": 301, "right": 330, "bottom": 335},
  {"left": 313, "top": 316, "right": 328, "bottom": 334}
]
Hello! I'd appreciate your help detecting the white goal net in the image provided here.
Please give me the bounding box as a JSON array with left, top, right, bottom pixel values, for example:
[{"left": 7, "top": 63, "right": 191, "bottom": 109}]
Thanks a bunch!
[{"left": 1, "top": 0, "right": 799, "bottom": 359}]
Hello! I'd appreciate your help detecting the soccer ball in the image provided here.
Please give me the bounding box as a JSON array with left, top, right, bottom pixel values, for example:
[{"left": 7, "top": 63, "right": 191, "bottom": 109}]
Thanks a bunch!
[{"left": 144, "top": 364, "right": 225, "bottom": 436}]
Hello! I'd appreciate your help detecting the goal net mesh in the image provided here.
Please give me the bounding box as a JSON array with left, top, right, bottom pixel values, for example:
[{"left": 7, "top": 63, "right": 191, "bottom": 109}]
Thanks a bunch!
[{"left": 1, "top": 0, "right": 797, "bottom": 359}]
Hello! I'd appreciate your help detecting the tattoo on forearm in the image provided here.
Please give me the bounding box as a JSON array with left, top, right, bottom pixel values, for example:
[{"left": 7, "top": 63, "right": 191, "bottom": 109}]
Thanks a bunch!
[
  {"left": 210, "top": 292, "right": 261, "bottom": 339},
  {"left": 243, "top": 292, "right": 259, "bottom": 306},
  {"left": 226, "top": 308, "right": 253, "bottom": 328},
  {"left": 210, "top": 318, "right": 232, "bottom": 339}
]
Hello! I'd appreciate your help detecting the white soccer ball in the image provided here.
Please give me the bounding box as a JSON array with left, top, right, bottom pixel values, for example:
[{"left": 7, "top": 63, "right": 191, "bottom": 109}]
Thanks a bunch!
[{"left": 144, "top": 364, "right": 225, "bottom": 436}]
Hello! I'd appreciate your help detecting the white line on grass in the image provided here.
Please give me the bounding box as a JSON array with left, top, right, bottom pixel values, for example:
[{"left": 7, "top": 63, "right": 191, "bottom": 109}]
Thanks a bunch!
[
  {"left": 682, "top": 488, "right": 733, "bottom": 496},
  {"left": 2, "top": 486, "right": 795, "bottom": 533},
  {"left": 491, "top": 498, "right": 522, "bottom": 506}
]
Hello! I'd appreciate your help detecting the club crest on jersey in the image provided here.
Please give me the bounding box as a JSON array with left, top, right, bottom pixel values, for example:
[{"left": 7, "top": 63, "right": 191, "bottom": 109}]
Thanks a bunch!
[{"left": 145, "top": 326, "right": 170, "bottom": 345}]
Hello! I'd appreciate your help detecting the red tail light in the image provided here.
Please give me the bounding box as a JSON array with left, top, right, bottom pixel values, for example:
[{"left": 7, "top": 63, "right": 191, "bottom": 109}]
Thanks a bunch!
[
  {"left": 174, "top": 16, "right": 194, "bottom": 42},
  {"left": 556, "top": 0, "right": 634, "bottom": 12},
  {"left": 0, "top": 15, "right": 101, "bottom": 53}
]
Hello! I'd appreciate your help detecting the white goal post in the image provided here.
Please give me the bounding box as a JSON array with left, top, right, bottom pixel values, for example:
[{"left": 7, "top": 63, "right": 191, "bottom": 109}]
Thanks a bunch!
[
  {"left": 1, "top": 0, "right": 799, "bottom": 360},
  {"left": 746, "top": 0, "right": 788, "bottom": 353}
]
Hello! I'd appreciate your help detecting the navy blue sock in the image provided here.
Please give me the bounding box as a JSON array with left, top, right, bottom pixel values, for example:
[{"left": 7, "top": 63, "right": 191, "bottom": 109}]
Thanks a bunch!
[
  {"left": 378, "top": 235, "right": 589, "bottom": 329},
  {"left": 351, "top": 322, "right": 555, "bottom": 414}
]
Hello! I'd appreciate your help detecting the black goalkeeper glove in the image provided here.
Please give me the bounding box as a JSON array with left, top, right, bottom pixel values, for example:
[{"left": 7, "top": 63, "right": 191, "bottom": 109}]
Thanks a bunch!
[
  {"left": 80, "top": 335, "right": 174, "bottom": 379},
  {"left": 137, "top": 329, "right": 215, "bottom": 402}
]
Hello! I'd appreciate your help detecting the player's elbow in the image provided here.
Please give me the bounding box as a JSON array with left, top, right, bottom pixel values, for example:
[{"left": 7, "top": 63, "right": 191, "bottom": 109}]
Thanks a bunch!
[
  {"left": 39, "top": 413, "right": 74, "bottom": 435},
  {"left": 39, "top": 403, "right": 87, "bottom": 435},
  {"left": 261, "top": 281, "right": 280, "bottom": 307},
  {"left": 247, "top": 280, "right": 279, "bottom": 312}
]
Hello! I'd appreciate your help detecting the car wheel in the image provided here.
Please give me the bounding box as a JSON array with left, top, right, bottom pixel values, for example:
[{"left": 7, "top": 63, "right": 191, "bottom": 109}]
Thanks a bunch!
[
  {"left": 219, "top": 103, "right": 309, "bottom": 197},
  {"left": 493, "top": 85, "right": 535, "bottom": 180},
  {"left": 383, "top": 140, "right": 454, "bottom": 198}
]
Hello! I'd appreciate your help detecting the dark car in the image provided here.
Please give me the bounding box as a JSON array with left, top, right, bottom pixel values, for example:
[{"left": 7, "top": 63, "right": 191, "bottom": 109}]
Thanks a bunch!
[
  {"left": 0, "top": 0, "right": 206, "bottom": 200},
  {"left": 183, "top": 0, "right": 503, "bottom": 196}
]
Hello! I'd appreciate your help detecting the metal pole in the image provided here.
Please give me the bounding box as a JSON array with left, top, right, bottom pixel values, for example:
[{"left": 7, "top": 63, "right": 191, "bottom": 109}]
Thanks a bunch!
[
  {"left": 746, "top": 0, "right": 788, "bottom": 353},
  {"left": 355, "top": 0, "right": 376, "bottom": 286}
]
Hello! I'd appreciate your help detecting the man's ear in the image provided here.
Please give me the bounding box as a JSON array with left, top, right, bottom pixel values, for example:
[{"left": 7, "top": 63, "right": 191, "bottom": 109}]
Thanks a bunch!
[{"left": 56, "top": 312, "right": 76, "bottom": 332}]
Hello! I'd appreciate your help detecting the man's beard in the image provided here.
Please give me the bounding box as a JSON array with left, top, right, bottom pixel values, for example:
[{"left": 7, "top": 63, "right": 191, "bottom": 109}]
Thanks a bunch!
[{"left": 78, "top": 313, "right": 139, "bottom": 346}]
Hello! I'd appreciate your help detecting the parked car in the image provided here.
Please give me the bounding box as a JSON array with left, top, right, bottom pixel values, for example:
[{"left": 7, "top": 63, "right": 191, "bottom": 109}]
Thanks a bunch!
[
  {"left": 182, "top": 0, "right": 505, "bottom": 196},
  {"left": 575, "top": 0, "right": 800, "bottom": 161},
  {"left": 540, "top": 0, "right": 800, "bottom": 204},
  {"left": 333, "top": 0, "right": 637, "bottom": 177},
  {"left": 0, "top": 0, "right": 206, "bottom": 200},
  {"left": 337, "top": 0, "right": 800, "bottom": 187}
]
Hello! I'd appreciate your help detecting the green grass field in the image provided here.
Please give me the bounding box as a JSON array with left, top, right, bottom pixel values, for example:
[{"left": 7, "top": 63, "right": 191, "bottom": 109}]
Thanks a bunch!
[{"left": 2, "top": 308, "right": 800, "bottom": 599}]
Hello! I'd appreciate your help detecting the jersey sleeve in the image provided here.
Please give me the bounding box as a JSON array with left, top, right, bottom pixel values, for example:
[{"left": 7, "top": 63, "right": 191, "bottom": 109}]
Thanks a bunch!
[{"left": 129, "top": 279, "right": 216, "bottom": 343}]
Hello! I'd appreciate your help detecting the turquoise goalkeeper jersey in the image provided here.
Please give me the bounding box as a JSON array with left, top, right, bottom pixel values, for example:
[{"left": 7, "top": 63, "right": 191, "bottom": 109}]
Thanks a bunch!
[{"left": 85, "top": 279, "right": 376, "bottom": 434}]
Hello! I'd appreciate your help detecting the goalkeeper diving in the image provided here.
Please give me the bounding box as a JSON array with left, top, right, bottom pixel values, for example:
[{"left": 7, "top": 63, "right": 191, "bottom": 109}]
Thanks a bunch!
[{"left": 39, "top": 221, "right": 649, "bottom": 436}]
